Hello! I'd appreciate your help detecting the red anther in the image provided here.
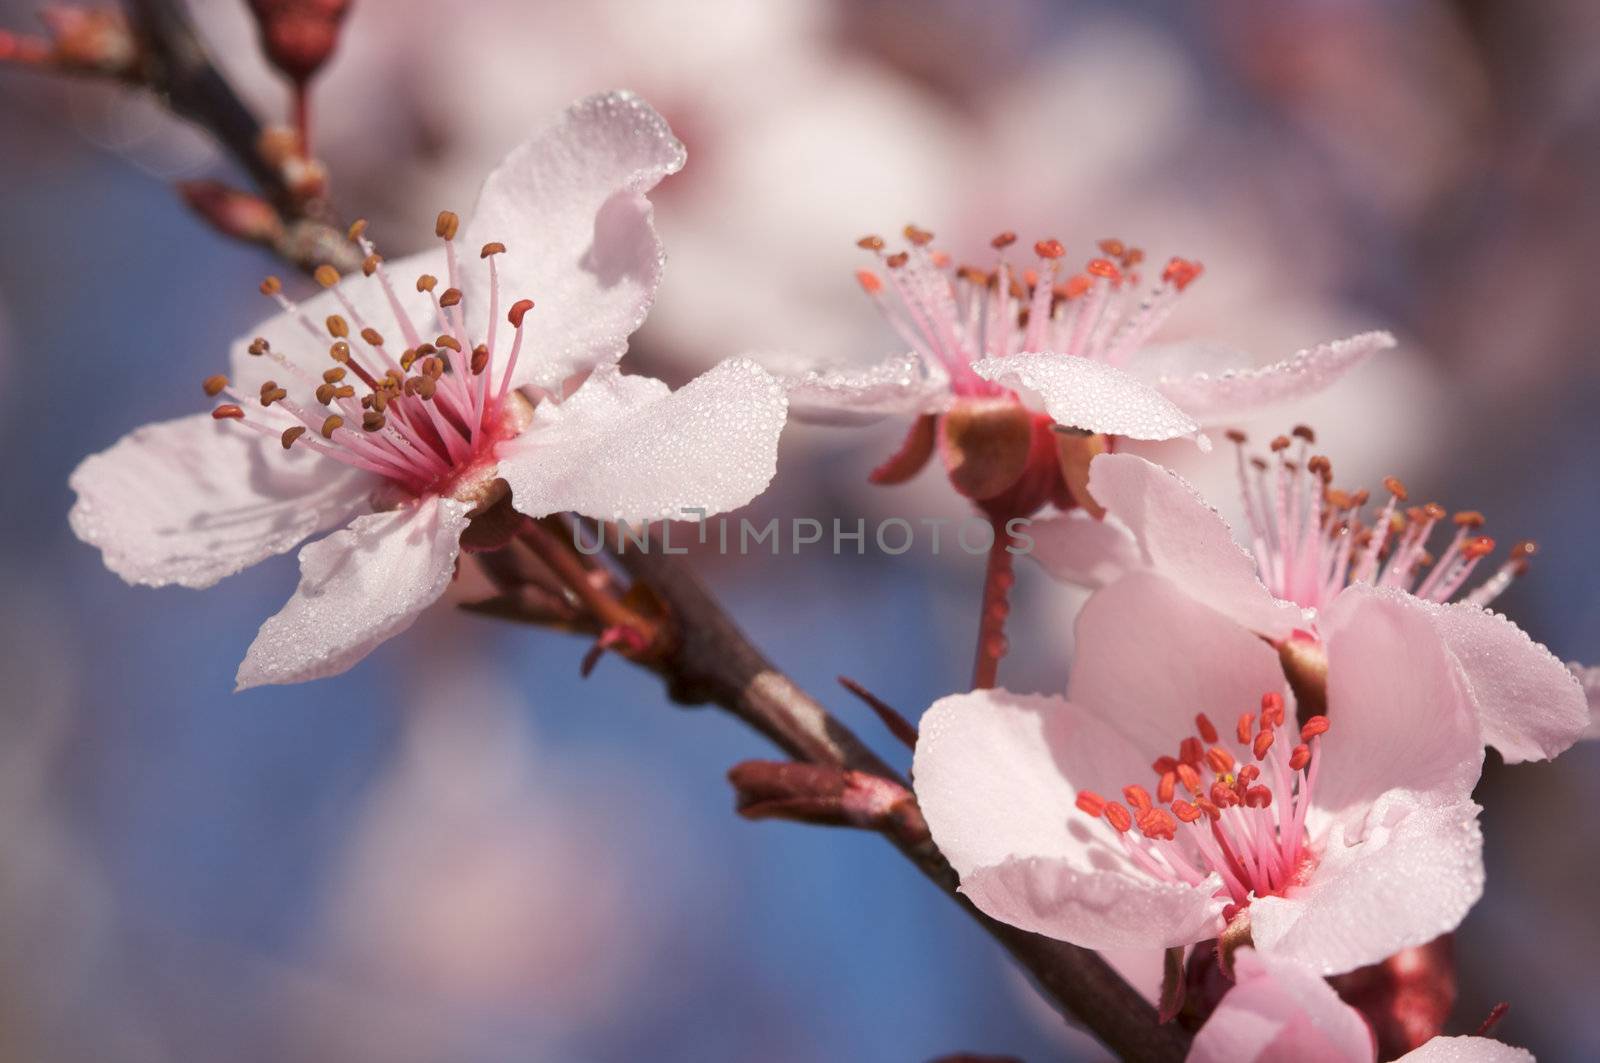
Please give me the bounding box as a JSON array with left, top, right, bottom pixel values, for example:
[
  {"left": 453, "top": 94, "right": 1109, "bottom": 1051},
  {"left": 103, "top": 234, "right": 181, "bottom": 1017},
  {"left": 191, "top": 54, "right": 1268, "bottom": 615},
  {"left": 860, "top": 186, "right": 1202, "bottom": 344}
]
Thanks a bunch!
[
  {"left": 1172, "top": 800, "right": 1201, "bottom": 824},
  {"left": 1179, "top": 737, "right": 1204, "bottom": 766},
  {"left": 1453, "top": 510, "right": 1486, "bottom": 528},
  {"left": 1210, "top": 782, "right": 1238, "bottom": 808},
  {"left": 1034, "top": 238, "right": 1066, "bottom": 260},
  {"left": 930, "top": 251, "right": 951, "bottom": 268},
  {"left": 856, "top": 234, "right": 885, "bottom": 251},
  {"left": 1225, "top": 428, "right": 1248, "bottom": 444},
  {"left": 1097, "top": 238, "right": 1126, "bottom": 258},
  {"left": 1221, "top": 903, "right": 1242, "bottom": 923},
  {"left": 1253, "top": 730, "right": 1275, "bottom": 761},
  {"left": 1196, "top": 797, "right": 1222, "bottom": 821},
  {"left": 1289, "top": 744, "right": 1311, "bottom": 771},
  {"left": 1206, "top": 745, "right": 1236, "bottom": 775},
  {"left": 1161, "top": 257, "right": 1203, "bottom": 290},
  {"left": 1086, "top": 257, "right": 1122, "bottom": 282},
  {"left": 1301, "top": 716, "right": 1331, "bottom": 741},
  {"left": 1152, "top": 755, "right": 1179, "bottom": 775},
  {"left": 1176, "top": 763, "right": 1202, "bottom": 795},
  {"left": 1123, "top": 784, "right": 1153, "bottom": 812},
  {"left": 507, "top": 298, "right": 535, "bottom": 327},
  {"left": 1105, "top": 802, "right": 1133, "bottom": 833},
  {"left": 1157, "top": 771, "right": 1177, "bottom": 804},
  {"left": 1383, "top": 475, "right": 1409, "bottom": 501},
  {"left": 1270, "top": 434, "right": 1292, "bottom": 452},
  {"left": 1195, "top": 713, "right": 1219, "bottom": 744},
  {"left": 1511, "top": 540, "right": 1537, "bottom": 560},
  {"left": 885, "top": 252, "right": 909, "bottom": 269},
  {"left": 1062, "top": 274, "right": 1092, "bottom": 299},
  {"left": 1462, "top": 536, "right": 1496, "bottom": 560},
  {"left": 903, "top": 224, "right": 934, "bottom": 246},
  {"left": 1237, "top": 765, "right": 1260, "bottom": 785},
  {"left": 211, "top": 404, "right": 245, "bottom": 420},
  {"left": 854, "top": 269, "right": 884, "bottom": 295},
  {"left": 1236, "top": 713, "right": 1254, "bottom": 744},
  {"left": 1245, "top": 786, "right": 1273, "bottom": 809},
  {"left": 1140, "top": 809, "right": 1178, "bottom": 840},
  {"left": 1261, "top": 692, "right": 1285, "bottom": 726},
  {"left": 1075, "top": 790, "right": 1108, "bottom": 816},
  {"left": 990, "top": 231, "right": 1017, "bottom": 250},
  {"left": 1421, "top": 502, "right": 1447, "bottom": 522},
  {"left": 1292, "top": 424, "right": 1316, "bottom": 443},
  {"left": 1122, "top": 248, "right": 1145, "bottom": 268}
]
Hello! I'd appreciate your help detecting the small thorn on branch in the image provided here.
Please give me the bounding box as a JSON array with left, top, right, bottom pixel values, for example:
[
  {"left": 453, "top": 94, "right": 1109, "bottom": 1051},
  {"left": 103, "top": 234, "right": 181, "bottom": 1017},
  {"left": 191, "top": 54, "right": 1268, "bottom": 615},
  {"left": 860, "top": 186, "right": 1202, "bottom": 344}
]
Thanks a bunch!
[
  {"left": 838, "top": 675, "right": 918, "bottom": 750},
  {"left": 728, "top": 760, "right": 929, "bottom": 844}
]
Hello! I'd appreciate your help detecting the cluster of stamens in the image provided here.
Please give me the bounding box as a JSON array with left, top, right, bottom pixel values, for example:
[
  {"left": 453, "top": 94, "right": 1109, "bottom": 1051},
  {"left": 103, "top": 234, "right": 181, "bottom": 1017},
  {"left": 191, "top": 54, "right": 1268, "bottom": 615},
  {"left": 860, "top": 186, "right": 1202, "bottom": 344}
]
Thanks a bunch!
[
  {"left": 1076, "top": 694, "right": 1328, "bottom": 916},
  {"left": 204, "top": 211, "right": 535, "bottom": 497},
  {"left": 1227, "top": 427, "right": 1535, "bottom": 612},
  {"left": 853, "top": 225, "right": 1203, "bottom": 395}
]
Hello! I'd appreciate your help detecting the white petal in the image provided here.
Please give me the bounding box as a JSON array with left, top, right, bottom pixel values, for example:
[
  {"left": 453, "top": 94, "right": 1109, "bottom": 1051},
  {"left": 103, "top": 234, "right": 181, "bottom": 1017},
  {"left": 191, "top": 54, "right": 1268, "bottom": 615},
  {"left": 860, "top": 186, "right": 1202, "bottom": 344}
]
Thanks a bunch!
[
  {"left": 1188, "top": 948, "right": 1376, "bottom": 1063},
  {"left": 1572, "top": 662, "right": 1600, "bottom": 740},
  {"left": 461, "top": 91, "right": 686, "bottom": 390},
  {"left": 1397, "top": 1037, "right": 1534, "bottom": 1063},
  {"left": 69, "top": 412, "right": 377, "bottom": 589},
  {"left": 764, "top": 351, "right": 951, "bottom": 425},
  {"left": 1085, "top": 452, "right": 1302, "bottom": 638},
  {"left": 236, "top": 497, "right": 472, "bottom": 690},
  {"left": 913, "top": 689, "right": 1153, "bottom": 877},
  {"left": 1153, "top": 331, "right": 1395, "bottom": 424},
  {"left": 1023, "top": 509, "right": 1142, "bottom": 590},
  {"left": 1314, "top": 587, "right": 1484, "bottom": 815},
  {"left": 973, "top": 351, "right": 1205, "bottom": 443},
  {"left": 1419, "top": 601, "right": 1589, "bottom": 763},
  {"left": 1249, "top": 798, "right": 1484, "bottom": 977},
  {"left": 499, "top": 358, "right": 787, "bottom": 523},
  {"left": 1068, "top": 572, "right": 1289, "bottom": 759}
]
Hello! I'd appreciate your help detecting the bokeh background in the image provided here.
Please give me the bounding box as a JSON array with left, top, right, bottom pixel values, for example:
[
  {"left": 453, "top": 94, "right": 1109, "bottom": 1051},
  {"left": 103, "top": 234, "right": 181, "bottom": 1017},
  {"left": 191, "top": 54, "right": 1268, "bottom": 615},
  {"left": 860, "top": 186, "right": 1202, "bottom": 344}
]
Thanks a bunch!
[{"left": 2, "top": 1, "right": 1598, "bottom": 1060}]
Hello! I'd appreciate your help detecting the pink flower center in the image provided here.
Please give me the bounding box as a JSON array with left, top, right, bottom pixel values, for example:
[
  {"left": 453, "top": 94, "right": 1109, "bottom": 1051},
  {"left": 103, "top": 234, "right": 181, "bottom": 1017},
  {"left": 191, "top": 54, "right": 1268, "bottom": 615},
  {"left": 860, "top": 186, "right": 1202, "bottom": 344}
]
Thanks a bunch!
[
  {"left": 1226, "top": 427, "right": 1534, "bottom": 612},
  {"left": 1076, "top": 693, "right": 1328, "bottom": 915},
  {"left": 204, "top": 211, "right": 536, "bottom": 500},
  {"left": 853, "top": 226, "right": 1202, "bottom": 397}
]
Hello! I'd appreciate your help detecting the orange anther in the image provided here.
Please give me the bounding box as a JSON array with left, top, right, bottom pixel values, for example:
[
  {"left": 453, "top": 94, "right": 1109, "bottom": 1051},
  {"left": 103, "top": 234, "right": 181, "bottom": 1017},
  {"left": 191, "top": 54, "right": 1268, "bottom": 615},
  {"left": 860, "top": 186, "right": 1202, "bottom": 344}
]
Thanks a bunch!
[
  {"left": 1157, "top": 771, "right": 1177, "bottom": 804},
  {"left": 508, "top": 298, "right": 535, "bottom": 327},
  {"left": 1462, "top": 536, "right": 1497, "bottom": 560},
  {"left": 856, "top": 234, "right": 885, "bottom": 251},
  {"left": 1300, "top": 716, "right": 1330, "bottom": 741},
  {"left": 1161, "top": 257, "right": 1203, "bottom": 290},
  {"left": 211, "top": 404, "right": 244, "bottom": 420},
  {"left": 1105, "top": 802, "right": 1133, "bottom": 833},
  {"left": 990, "top": 231, "right": 1017, "bottom": 250},
  {"left": 1245, "top": 786, "right": 1273, "bottom": 809},
  {"left": 1289, "top": 744, "right": 1311, "bottom": 771},
  {"left": 1176, "top": 763, "right": 1202, "bottom": 795},
  {"left": 1123, "top": 784, "right": 1153, "bottom": 812},
  {"left": 1206, "top": 745, "right": 1236, "bottom": 775},
  {"left": 1253, "top": 731, "right": 1275, "bottom": 761},
  {"left": 1383, "top": 476, "right": 1409, "bottom": 501},
  {"left": 1075, "top": 791, "right": 1107, "bottom": 816},
  {"left": 1086, "top": 257, "right": 1122, "bottom": 282},
  {"left": 1034, "top": 238, "right": 1065, "bottom": 260},
  {"left": 1236, "top": 713, "right": 1254, "bottom": 744},
  {"left": 1261, "top": 692, "right": 1285, "bottom": 726}
]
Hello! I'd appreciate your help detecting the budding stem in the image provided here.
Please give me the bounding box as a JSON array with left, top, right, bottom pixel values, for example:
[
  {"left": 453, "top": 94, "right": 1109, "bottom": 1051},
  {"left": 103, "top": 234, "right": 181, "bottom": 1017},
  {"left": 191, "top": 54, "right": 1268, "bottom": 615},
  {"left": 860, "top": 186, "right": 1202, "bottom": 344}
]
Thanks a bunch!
[{"left": 971, "top": 518, "right": 1017, "bottom": 690}]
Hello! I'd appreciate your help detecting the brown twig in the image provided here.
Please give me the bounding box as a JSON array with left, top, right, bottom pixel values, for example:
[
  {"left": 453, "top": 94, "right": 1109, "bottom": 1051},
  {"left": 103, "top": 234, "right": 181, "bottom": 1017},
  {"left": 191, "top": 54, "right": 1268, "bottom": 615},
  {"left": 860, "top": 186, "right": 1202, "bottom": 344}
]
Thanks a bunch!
[{"left": 612, "top": 544, "right": 1190, "bottom": 1061}]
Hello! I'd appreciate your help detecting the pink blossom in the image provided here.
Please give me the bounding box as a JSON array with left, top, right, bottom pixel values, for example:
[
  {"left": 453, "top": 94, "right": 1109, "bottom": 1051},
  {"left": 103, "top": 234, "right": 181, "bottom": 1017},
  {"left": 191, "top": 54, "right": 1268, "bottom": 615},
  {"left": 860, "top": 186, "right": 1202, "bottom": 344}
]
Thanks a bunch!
[
  {"left": 782, "top": 229, "right": 1393, "bottom": 445},
  {"left": 1571, "top": 663, "right": 1600, "bottom": 740},
  {"left": 1029, "top": 448, "right": 1589, "bottom": 764},
  {"left": 68, "top": 92, "right": 787, "bottom": 689},
  {"left": 1188, "top": 948, "right": 1531, "bottom": 1063},
  {"left": 912, "top": 570, "right": 1487, "bottom": 974}
]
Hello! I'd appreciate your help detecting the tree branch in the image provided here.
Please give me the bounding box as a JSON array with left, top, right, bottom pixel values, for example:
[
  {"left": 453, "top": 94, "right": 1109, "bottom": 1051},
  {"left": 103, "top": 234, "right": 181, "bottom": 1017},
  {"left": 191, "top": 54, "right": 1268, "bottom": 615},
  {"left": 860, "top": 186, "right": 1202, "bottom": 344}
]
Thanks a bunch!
[{"left": 614, "top": 545, "right": 1191, "bottom": 1062}]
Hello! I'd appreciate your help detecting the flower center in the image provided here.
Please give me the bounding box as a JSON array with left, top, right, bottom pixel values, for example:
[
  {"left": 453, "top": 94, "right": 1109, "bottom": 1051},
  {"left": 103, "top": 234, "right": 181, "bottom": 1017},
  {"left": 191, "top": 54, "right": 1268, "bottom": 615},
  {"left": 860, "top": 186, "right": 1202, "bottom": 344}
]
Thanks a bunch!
[
  {"left": 1226, "top": 427, "right": 1535, "bottom": 612},
  {"left": 203, "top": 211, "right": 536, "bottom": 500},
  {"left": 852, "top": 225, "right": 1203, "bottom": 396},
  {"left": 1075, "top": 694, "right": 1329, "bottom": 917}
]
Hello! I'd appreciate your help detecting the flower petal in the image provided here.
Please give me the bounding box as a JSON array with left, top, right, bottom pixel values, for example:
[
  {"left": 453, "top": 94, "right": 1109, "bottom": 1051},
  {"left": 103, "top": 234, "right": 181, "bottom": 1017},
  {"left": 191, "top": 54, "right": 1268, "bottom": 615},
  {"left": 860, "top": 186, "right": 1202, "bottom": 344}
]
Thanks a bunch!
[
  {"left": 1024, "top": 509, "right": 1142, "bottom": 589},
  {"left": 913, "top": 689, "right": 1155, "bottom": 877},
  {"left": 1572, "top": 662, "right": 1600, "bottom": 740},
  {"left": 1315, "top": 586, "right": 1484, "bottom": 814},
  {"left": 235, "top": 497, "right": 472, "bottom": 690},
  {"left": 1396, "top": 1037, "right": 1534, "bottom": 1063},
  {"left": 962, "top": 857, "right": 1224, "bottom": 951},
  {"left": 765, "top": 351, "right": 950, "bottom": 426},
  {"left": 69, "top": 412, "right": 377, "bottom": 589},
  {"left": 1084, "top": 452, "right": 1302, "bottom": 638},
  {"left": 1188, "top": 948, "right": 1376, "bottom": 1063},
  {"left": 1152, "top": 331, "right": 1395, "bottom": 424},
  {"left": 1068, "top": 572, "right": 1289, "bottom": 758},
  {"left": 499, "top": 358, "right": 787, "bottom": 523},
  {"left": 1249, "top": 798, "right": 1484, "bottom": 976},
  {"left": 914, "top": 691, "right": 1226, "bottom": 948},
  {"left": 1416, "top": 601, "right": 1589, "bottom": 763},
  {"left": 460, "top": 91, "right": 686, "bottom": 391},
  {"left": 972, "top": 351, "right": 1205, "bottom": 443}
]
